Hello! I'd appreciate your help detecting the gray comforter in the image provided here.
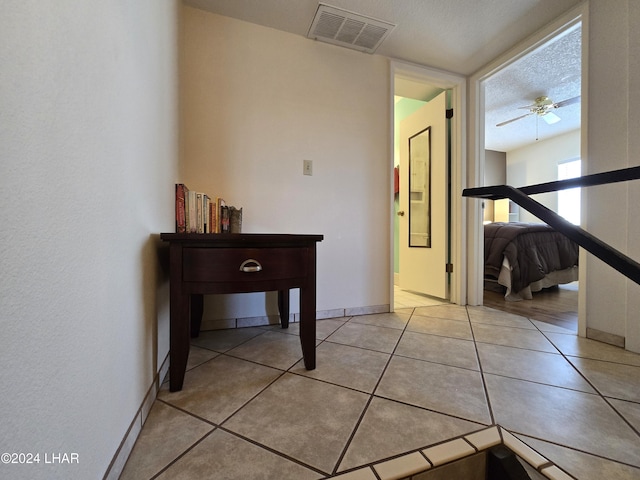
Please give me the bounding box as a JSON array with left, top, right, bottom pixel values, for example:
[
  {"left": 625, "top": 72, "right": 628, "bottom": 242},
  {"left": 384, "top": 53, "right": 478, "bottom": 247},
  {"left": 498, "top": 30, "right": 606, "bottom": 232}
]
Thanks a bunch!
[{"left": 484, "top": 222, "right": 579, "bottom": 293}]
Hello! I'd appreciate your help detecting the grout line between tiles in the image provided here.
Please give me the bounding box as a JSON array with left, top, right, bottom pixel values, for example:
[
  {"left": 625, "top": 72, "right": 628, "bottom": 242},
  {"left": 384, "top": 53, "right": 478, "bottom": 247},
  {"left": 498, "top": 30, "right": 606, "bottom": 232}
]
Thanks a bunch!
[
  {"left": 466, "top": 306, "right": 497, "bottom": 426},
  {"left": 286, "top": 363, "right": 386, "bottom": 396},
  {"left": 217, "top": 425, "right": 330, "bottom": 477},
  {"left": 371, "top": 466, "right": 384, "bottom": 480},
  {"left": 217, "top": 369, "right": 288, "bottom": 426},
  {"left": 193, "top": 327, "right": 270, "bottom": 353},
  {"left": 391, "top": 350, "right": 480, "bottom": 373},
  {"left": 418, "top": 448, "right": 434, "bottom": 469},
  {"left": 184, "top": 352, "right": 220, "bottom": 373},
  {"left": 158, "top": 364, "right": 288, "bottom": 430},
  {"left": 328, "top": 393, "right": 371, "bottom": 476},
  {"left": 474, "top": 310, "right": 640, "bottom": 467},
  {"left": 328, "top": 311, "right": 412, "bottom": 476},
  {"left": 342, "top": 425, "right": 501, "bottom": 480},
  {"left": 535, "top": 329, "right": 640, "bottom": 438},
  {"left": 155, "top": 396, "right": 331, "bottom": 477},
  {"left": 473, "top": 338, "right": 565, "bottom": 356},
  {"left": 321, "top": 339, "right": 397, "bottom": 356},
  {"left": 155, "top": 397, "right": 219, "bottom": 427},
  {"left": 148, "top": 428, "right": 216, "bottom": 480},
  {"left": 371, "top": 394, "right": 492, "bottom": 428},
  {"left": 512, "top": 430, "right": 640, "bottom": 473}
]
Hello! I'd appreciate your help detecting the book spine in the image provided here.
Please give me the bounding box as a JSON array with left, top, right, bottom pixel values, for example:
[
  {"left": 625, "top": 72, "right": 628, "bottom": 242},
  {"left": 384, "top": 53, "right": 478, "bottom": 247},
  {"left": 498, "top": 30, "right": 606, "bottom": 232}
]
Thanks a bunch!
[
  {"left": 210, "top": 200, "right": 217, "bottom": 234},
  {"left": 215, "top": 198, "right": 226, "bottom": 233},
  {"left": 196, "top": 193, "right": 203, "bottom": 234},
  {"left": 221, "top": 205, "right": 230, "bottom": 233},
  {"left": 175, "top": 184, "right": 186, "bottom": 233},
  {"left": 230, "top": 207, "right": 242, "bottom": 234},
  {"left": 188, "top": 190, "right": 197, "bottom": 233},
  {"left": 175, "top": 188, "right": 241, "bottom": 235},
  {"left": 203, "top": 195, "right": 209, "bottom": 233}
]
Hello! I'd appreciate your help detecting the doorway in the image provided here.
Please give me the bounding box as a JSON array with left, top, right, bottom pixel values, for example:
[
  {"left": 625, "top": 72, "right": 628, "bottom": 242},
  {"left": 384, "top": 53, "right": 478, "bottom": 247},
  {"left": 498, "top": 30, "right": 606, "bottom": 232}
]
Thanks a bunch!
[
  {"left": 390, "top": 62, "right": 466, "bottom": 310},
  {"left": 468, "top": 5, "right": 586, "bottom": 335},
  {"left": 397, "top": 91, "right": 450, "bottom": 301}
]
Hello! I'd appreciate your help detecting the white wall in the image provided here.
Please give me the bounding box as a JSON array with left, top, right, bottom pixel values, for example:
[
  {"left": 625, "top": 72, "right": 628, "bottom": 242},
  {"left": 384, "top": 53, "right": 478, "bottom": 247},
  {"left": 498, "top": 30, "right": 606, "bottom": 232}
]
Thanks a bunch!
[
  {"left": 181, "top": 7, "right": 391, "bottom": 322},
  {"left": 0, "top": 1, "right": 178, "bottom": 478},
  {"left": 627, "top": 0, "right": 640, "bottom": 352},
  {"left": 586, "top": 0, "right": 640, "bottom": 351},
  {"left": 485, "top": 150, "right": 506, "bottom": 185},
  {"left": 506, "top": 130, "right": 580, "bottom": 223},
  {"left": 483, "top": 150, "right": 506, "bottom": 223}
]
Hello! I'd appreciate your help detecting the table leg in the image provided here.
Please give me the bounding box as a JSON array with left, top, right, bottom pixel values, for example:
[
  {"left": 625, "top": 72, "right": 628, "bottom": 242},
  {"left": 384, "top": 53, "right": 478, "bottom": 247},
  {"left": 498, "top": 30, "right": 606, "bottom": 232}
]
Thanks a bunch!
[
  {"left": 277, "top": 290, "right": 290, "bottom": 328},
  {"left": 170, "top": 291, "right": 190, "bottom": 392},
  {"left": 190, "top": 294, "right": 204, "bottom": 338},
  {"left": 299, "top": 285, "right": 316, "bottom": 370}
]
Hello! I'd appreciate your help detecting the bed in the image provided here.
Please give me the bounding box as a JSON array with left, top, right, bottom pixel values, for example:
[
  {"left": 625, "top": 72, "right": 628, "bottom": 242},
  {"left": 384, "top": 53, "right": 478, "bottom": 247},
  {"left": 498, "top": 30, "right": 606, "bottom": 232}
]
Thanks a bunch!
[{"left": 484, "top": 222, "right": 579, "bottom": 301}]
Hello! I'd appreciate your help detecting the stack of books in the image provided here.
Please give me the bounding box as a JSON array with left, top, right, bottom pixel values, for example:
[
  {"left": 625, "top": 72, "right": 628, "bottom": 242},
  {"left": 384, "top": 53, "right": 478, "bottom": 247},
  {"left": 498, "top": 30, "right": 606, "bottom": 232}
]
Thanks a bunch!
[{"left": 175, "top": 184, "right": 242, "bottom": 234}]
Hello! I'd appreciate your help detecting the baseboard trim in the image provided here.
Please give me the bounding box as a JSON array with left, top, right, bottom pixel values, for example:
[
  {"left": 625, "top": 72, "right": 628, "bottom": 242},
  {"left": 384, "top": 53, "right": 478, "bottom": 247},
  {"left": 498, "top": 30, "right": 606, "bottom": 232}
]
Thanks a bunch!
[
  {"left": 200, "top": 304, "right": 392, "bottom": 331},
  {"left": 586, "top": 327, "right": 625, "bottom": 348},
  {"left": 103, "top": 352, "right": 170, "bottom": 480}
]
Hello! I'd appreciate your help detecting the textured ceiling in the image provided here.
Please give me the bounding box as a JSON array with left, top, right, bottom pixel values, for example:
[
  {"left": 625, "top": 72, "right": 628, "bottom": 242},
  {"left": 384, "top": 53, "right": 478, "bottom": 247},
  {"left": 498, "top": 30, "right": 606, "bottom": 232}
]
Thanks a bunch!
[
  {"left": 484, "top": 26, "right": 581, "bottom": 152},
  {"left": 183, "top": 0, "right": 583, "bottom": 151}
]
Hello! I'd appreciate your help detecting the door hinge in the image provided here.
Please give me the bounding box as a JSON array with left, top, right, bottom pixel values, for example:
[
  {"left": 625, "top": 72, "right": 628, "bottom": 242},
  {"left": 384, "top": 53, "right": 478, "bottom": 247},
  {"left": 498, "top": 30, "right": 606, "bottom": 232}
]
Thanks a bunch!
[
  {"left": 446, "top": 263, "right": 453, "bottom": 273},
  {"left": 446, "top": 108, "right": 454, "bottom": 119}
]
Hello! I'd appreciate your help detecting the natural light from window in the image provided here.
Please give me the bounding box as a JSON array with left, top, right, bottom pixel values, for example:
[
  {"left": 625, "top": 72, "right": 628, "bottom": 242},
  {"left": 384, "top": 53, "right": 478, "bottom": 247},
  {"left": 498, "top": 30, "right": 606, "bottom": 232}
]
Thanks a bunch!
[{"left": 558, "top": 159, "right": 581, "bottom": 225}]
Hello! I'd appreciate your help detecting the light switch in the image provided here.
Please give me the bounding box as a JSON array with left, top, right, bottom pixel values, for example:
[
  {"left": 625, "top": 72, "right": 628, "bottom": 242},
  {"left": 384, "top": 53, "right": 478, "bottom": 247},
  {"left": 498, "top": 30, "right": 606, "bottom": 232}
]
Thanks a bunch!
[{"left": 303, "top": 160, "right": 313, "bottom": 176}]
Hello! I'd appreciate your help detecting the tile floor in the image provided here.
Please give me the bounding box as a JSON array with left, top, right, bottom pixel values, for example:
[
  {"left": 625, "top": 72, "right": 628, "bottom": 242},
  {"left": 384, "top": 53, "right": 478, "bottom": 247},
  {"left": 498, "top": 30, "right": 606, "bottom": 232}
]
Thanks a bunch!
[
  {"left": 392, "top": 288, "right": 447, "bottom": 310},
  {"left": 120, "top": 290, "right": 640, "bottom": 480}
]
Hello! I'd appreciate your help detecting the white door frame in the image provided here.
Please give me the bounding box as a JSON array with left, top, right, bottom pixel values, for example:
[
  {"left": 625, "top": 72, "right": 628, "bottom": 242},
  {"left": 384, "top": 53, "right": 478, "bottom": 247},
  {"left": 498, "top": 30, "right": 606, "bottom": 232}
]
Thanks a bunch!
[
  {"left": 467, "top": 3, "right": 588, "bottom": 335},
  {"left": 390, "top": 61, "right": 466, "bottom": 308}
]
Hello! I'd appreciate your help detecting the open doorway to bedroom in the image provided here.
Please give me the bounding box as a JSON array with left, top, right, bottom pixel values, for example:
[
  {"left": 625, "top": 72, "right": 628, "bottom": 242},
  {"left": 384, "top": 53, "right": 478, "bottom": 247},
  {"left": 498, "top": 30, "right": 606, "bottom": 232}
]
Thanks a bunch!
[{"left": 479, "top": 17, "right": 583, "bottom": 332}]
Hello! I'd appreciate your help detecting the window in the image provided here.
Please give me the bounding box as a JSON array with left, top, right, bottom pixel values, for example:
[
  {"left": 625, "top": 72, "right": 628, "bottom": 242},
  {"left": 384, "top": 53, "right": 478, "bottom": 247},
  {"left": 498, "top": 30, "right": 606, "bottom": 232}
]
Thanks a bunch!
[{"left": 558, "top": 159, "right": 581, "bottom": 225}]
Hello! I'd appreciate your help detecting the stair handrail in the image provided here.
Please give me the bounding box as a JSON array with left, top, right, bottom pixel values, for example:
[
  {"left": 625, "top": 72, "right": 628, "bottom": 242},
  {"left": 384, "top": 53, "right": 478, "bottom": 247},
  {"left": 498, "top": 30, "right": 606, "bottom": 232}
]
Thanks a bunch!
[{"left": 462, "top": 165, "right": 640, "bottom": 285}]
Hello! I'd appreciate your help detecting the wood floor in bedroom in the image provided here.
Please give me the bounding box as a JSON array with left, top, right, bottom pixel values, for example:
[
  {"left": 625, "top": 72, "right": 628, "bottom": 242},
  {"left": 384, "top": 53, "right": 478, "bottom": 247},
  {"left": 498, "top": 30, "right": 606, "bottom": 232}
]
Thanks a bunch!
[{"left": 483, "top": 282, "right": 578, "bottom": 332}]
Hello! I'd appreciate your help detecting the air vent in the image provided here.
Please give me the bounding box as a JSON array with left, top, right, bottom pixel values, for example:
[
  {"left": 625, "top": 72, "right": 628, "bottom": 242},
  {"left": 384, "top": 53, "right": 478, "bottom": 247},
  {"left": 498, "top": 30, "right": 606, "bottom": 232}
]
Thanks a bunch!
[{"left": 307, "top": 3, "right": 396, "bottom": 54}]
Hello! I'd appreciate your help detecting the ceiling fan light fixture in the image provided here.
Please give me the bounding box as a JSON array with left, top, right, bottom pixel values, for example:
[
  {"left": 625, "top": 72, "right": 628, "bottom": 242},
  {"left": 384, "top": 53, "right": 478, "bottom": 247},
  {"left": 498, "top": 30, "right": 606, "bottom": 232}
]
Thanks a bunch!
[
  {"left": 535, "top": 95, "right": 553, "bottom": 107},
  {"left": 541, "top": 111, "right": 561, "bottom": 124},
  {"left": 497, "top": 95, "right": 580, "bottom": 127}
]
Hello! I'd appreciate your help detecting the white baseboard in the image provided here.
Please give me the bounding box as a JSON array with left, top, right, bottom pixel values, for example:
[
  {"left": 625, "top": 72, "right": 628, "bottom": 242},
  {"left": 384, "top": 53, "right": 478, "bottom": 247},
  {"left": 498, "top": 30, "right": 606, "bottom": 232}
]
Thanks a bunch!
[
  {"left": 200, "top": 304, "right": 392, "bottom": 331},
  {"left": 587, "top": 327, "right": 625, "bottom": 348},
  {"left": 103, "top": 353, "right": 170, "bottom": 480}
]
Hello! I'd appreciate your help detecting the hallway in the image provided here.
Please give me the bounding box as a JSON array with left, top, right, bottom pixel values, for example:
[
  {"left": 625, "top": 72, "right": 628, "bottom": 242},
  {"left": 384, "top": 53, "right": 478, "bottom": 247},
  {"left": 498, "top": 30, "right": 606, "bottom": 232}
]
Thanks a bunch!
[{"left": 120, "top": 303, "right": 640, "bottom": 479}]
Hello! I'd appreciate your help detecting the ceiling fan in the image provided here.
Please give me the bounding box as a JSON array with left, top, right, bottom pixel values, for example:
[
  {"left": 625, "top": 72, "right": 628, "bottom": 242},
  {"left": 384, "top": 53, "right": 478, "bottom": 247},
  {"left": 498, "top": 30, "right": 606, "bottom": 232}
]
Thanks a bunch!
[{"left": 496, "top": 95, "right": 580, "bottom": 127}]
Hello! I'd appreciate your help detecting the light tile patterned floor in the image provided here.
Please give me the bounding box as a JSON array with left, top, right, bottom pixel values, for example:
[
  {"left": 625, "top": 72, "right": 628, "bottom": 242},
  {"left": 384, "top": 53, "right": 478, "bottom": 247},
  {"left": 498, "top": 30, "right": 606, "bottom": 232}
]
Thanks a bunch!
[
  {"left": 393, "top": 287, "right": 447, "bottom": 310},
  {"left": 120, "top": 293, "right": 640, "bottom": 480}
]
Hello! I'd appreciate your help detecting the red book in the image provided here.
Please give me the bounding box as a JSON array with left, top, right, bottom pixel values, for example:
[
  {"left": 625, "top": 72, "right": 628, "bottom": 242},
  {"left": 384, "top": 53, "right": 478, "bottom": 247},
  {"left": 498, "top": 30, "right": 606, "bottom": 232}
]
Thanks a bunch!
[{"left": 175, "top": 184, "right": 187, "bottom": 233}]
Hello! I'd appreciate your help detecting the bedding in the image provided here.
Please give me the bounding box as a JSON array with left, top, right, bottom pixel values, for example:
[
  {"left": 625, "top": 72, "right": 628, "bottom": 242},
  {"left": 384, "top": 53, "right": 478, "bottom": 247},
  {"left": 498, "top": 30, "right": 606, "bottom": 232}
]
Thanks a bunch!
[{"left": 484, "top": 222, "right": 579, "bottom": 301}]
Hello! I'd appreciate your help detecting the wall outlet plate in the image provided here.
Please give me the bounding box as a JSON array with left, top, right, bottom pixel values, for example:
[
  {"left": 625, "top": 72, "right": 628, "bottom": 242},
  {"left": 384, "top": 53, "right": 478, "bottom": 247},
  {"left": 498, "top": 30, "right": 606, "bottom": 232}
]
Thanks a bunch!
[{"left": 303, "top": 160, "right": 313, "bottom": 176}]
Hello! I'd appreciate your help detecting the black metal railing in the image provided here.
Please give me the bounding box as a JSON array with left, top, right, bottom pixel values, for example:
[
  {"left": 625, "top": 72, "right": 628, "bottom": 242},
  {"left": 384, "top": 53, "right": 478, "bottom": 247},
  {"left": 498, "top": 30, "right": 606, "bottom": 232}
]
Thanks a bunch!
[{"left": 462, "top": 166, "right": 640, "bottom": 285}]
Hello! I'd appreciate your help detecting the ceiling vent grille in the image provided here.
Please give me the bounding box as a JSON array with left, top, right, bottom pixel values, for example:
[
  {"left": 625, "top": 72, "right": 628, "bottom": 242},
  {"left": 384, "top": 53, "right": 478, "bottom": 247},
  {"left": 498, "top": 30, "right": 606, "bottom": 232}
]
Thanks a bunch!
[{"left": 307, "top": 3, "right": 396, "bottom": 54}]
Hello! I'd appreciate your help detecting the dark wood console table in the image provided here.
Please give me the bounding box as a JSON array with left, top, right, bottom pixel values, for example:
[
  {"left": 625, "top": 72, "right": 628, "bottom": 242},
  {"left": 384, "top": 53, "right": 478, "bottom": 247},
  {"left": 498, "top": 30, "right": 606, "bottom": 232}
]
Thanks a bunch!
[{"left": 160, "top": 233, "right": 323, "bottom": 391}]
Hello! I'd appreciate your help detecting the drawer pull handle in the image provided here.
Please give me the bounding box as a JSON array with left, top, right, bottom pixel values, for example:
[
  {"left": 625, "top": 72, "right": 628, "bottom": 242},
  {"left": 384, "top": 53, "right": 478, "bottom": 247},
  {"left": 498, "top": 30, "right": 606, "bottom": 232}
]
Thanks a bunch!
[{"left": 239, "top": 259, "right": 262, "bottom": 273}]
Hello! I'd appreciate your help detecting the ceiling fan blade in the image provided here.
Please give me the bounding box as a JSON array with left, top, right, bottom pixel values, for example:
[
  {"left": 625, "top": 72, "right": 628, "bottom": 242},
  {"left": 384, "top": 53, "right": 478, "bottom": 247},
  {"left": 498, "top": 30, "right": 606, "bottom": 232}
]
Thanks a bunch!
[
  {"left": 496, "top": 112, "right": 533, "bottom": 127},
  {"left": 554, "top": 95, "right": 580, "bottom": 108},
  {"left": 542, "top": 112, "right": 561, "bottom": 125}
]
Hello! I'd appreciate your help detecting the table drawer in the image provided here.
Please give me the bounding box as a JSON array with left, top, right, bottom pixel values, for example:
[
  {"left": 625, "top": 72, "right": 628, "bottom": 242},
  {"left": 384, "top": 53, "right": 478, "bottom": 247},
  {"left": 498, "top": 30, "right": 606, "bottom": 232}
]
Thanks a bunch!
[{"left": 182, "top": 247, "right": 309, "bottom": 283}]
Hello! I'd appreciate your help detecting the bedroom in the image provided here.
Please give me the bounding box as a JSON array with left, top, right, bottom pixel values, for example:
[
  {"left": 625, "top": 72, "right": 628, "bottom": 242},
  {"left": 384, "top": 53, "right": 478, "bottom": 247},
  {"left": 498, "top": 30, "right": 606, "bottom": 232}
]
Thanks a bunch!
[
  {"left": 394, "top": 23, "right": 582, "bottom": 322},
  {"left": 481, "top": 25, "right": 582, "bottom": 327}
]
